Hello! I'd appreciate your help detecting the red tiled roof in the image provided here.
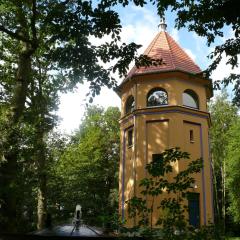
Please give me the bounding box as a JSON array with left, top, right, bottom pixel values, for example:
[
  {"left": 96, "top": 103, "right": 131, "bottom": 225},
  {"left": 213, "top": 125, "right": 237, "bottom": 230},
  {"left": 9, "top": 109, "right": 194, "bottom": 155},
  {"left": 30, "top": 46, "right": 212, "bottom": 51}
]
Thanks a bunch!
[{"left": 124, "top": 30, "right": 202, "bottom": 82}]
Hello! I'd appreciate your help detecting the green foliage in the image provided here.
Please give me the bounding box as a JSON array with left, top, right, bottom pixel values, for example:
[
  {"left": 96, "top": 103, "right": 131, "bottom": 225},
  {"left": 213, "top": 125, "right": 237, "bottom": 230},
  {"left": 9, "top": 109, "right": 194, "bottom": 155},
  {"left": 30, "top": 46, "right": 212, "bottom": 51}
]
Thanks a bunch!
[
  {"left": 1, "top": 0, "right": 239, "bottom": 233},
  {"left": 209, "top": 91, "right": 239, "bottom": 227},
  {"left": 0, "top": 0, "right": 163, "bottom": 100},
  {"left": 50, "top": 106, "right": 120, "bottom": 228},
  {"left": 0, "top": 1, "right": 164, "bottom": 230},
  {"left": 126, "top": 148, "right": 224, "bottom": 239},
  {"left": 0, "top": 0, "right": 145, "bottom": 231},
  {"left": 127, "top": 148, "right": 205, "bottom": 239},
  {"left": 226, "top": 119, "right": 240, "bottom": 223},
  {"left": 209, "top": 91, "right": 238, "bottom": 167}
]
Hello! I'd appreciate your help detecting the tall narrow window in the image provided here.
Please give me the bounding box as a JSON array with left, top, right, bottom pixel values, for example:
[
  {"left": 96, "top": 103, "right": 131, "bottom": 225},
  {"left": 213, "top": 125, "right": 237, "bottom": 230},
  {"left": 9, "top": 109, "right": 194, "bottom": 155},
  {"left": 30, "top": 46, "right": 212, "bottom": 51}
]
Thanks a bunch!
[
  {"left": 152, "top": 154, "right": 164, "bottom": 175},
  {"left": 128, "top": 129, "right": 133, "bottom": 147},
  {"left": 183, "top": 89, "right": 199, "bottom": 109},
  {"left": 125, "top": 95, "right": 135, "bottom": 114},
  {"left": 190, "top": 130, "right": 194, "bottom": 143},
  {"left": 147, "top": 88, "right": 168, "bottom": 107}
]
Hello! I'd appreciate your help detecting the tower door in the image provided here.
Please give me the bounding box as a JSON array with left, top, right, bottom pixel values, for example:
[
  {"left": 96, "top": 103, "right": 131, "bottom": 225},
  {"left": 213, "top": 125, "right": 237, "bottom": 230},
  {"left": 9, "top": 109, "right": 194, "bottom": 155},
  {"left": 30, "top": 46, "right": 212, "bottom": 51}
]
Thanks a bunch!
[{"left": 188, "top": 193, "right": 200, "bottom": 228}]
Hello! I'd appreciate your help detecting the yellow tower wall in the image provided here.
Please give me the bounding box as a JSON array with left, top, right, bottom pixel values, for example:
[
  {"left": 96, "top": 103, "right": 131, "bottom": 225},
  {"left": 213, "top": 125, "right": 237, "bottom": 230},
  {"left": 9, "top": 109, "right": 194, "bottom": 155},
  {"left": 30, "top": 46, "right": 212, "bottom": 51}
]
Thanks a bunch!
[{"left": 119, "top": 71, "right": 213, "bottom": 227}]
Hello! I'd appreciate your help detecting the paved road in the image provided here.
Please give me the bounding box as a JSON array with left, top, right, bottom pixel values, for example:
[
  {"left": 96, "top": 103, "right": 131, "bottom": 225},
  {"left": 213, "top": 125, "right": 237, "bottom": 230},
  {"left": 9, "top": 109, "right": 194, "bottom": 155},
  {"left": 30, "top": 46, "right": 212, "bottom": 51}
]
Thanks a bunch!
[{"left": 35, "top": 224, "right": 103, "bottom": 237}]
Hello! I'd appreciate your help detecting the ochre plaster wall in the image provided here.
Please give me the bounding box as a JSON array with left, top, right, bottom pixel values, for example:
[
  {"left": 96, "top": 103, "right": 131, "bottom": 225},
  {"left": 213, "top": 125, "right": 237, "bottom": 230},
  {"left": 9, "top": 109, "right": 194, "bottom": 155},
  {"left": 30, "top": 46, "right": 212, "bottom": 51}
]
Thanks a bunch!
[
  {"left": 119, "top": 71, "right": 213, "bottom": 227},
  {"left": 120, "top": 71, "right": 210, "bottom": 117}
]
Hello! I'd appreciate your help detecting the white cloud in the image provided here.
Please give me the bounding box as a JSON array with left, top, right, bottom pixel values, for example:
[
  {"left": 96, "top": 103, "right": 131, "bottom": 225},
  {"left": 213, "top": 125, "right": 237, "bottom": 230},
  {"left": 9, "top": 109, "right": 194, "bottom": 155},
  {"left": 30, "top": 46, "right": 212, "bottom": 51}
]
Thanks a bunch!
[
  {"left": 88, "top": 34, "right": 112, "bottom": 47},
  {"left": 129, "top": 5, "right": 158, "bottom": 26},
  {"left": 193, "top": 33, "right": 207, "bottom": 53},
  {"left": 210, "top": 54, "right": 239, "bottom": 100},
  {"left": 121, "top": 23, "right": 157, "bottom": 53},
  {"left": 211, "top": 54, "right": 239, "bottom": 81},
  {"left": 170, "top": 28, "right": 179, "bottom": 42},
  {"left": 184, "top": 48, "right": 196, "bottom": 61},
  {"left": 57, "top": 84, "right": 88, "bottom": 134},
  {"left": 57, "top": 83, "right": 121, "bottom": 134}
]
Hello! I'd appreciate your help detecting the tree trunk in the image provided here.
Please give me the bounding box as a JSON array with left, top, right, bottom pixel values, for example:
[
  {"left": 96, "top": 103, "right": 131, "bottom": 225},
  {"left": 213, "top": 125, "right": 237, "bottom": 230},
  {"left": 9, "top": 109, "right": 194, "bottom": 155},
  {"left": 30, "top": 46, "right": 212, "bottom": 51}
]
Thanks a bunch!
[
  {"left": 222, "top": 161, "right": 226, "bottom": 234},
  {"left": 37, "top": 173, "right": 47, "bottom": 230},
  {"left": 11, "top": 52, "right": 31, "bottom": 122},
  {"left": 211, "top": 158, "right": 220, "bottom": 223},
  {"left": 35, "top": 118, "right": 48, "bottom": 230},
  {"left": 0, "top": 49, "right": 32, "bottom": 232},
  {"left": 35, "top": 74, "right": 50, "bottom": 230},
  {"left": 0, "top": 1, "right": 38, "bottom": 232}
]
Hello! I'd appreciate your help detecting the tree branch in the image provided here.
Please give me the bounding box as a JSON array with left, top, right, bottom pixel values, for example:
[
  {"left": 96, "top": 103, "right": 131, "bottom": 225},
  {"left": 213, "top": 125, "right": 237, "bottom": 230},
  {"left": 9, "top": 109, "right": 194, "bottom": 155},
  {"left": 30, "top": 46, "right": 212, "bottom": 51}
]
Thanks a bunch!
[
  {"left": 31, "top": 0, "right": 37, "bottom": 42},
  {"left": 0, "top": 25, "right": 32, "bottom": 43}
]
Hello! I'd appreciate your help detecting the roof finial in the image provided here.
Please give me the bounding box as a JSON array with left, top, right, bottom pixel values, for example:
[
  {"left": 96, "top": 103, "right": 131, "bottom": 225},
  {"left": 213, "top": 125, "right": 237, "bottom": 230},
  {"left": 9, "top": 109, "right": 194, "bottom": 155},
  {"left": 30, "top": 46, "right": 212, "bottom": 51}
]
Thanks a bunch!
[{"left": 159, "top": 16, "right": 167, "bottom": 32}]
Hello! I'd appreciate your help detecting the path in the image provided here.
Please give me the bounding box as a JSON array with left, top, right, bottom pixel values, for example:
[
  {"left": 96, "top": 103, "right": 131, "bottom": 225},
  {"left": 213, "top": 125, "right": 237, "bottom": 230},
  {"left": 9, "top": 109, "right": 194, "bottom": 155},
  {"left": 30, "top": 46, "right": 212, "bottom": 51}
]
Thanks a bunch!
[{"left": 34, "top": 224, "right": 103, "bottom": 237}]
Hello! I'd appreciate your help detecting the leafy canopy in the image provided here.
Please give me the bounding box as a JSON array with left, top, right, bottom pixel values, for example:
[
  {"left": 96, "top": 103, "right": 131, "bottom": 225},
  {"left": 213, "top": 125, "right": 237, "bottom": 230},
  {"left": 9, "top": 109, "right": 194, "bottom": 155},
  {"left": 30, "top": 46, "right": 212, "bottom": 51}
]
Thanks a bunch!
[
  {"left": 51, "top": 106, "right": 120, "bottom": 226},
  {"left": 226, "top": 118, "right": 240, "bottom": 223},
  {"left": 208, "top": 91, "right": 239, "bottom": 229}
]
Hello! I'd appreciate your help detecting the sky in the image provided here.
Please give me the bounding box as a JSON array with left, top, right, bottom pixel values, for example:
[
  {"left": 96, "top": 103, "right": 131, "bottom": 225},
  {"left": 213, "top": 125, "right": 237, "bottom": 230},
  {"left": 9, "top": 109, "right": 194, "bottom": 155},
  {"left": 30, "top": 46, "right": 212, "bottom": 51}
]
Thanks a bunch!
[{"left": 57, "top": 4, "right": 239, "bottom": 134}]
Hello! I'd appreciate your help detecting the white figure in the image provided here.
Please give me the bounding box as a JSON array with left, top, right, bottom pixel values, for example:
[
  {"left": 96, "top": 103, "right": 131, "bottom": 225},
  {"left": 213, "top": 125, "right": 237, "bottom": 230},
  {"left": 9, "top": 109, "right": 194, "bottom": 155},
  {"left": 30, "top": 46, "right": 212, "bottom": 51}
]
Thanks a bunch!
[{"left": 73, "top": 204, "right": 82, "bottom": 231}]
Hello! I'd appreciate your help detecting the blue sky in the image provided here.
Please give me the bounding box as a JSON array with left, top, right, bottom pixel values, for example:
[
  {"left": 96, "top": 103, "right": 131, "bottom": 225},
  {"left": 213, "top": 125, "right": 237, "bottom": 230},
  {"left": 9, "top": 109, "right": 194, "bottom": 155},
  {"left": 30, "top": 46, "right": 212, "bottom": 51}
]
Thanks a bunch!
[{"left": 57, "top": 4, "right": 238, "bottom": 134}]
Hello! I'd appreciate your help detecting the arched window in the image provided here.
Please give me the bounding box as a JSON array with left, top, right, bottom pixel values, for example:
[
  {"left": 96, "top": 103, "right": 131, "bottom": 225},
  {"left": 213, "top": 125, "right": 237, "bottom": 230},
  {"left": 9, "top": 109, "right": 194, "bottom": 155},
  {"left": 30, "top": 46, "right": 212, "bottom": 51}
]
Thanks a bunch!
[
  {"left": 182, "top": 89, "right": 199, "bottom": 109},
  {"left": 125, "top": 95, "right": 135, "bottom": 114},
  {"left": 147, "top": 88, "right": 168, "bottom": 107}
]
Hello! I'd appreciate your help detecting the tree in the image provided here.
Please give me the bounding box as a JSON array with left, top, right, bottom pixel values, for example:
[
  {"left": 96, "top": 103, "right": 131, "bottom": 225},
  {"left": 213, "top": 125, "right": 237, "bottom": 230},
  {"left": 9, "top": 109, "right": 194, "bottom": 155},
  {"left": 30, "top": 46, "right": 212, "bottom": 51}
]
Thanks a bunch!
[
  {"left": 209, "top": 91, "right": 238, "bottom": 230},
  {"left": 0, "top": 0, "right": 161, "bottom": 231},
  {"left": 0, "top": 38, "right": 60, "bottom": 230},
  {"left": 226, "top": 118, "right": 240, "bottom": 223},
  {"left": 51, "top": 106, "right": 120, "bottom": 229},
  {"left": 152, "top": 0, "right": 240, "bottom": 106},
  {"left": 126, "top": 148, "right": 209, "bottom": 239},
  {"left": 2, "top": 0, "right": 238, "bottom": 232},
  {"left": 27, "top": 73, "right": 58, "bottom": 230}
]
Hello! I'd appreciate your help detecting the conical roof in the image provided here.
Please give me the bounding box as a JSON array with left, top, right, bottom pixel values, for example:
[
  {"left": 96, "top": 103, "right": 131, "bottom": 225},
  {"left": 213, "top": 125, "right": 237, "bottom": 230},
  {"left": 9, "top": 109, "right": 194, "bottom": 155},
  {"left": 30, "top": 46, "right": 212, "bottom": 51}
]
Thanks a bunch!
[{"left": 123, "top": 29, "right": 202, "bottom": 83}]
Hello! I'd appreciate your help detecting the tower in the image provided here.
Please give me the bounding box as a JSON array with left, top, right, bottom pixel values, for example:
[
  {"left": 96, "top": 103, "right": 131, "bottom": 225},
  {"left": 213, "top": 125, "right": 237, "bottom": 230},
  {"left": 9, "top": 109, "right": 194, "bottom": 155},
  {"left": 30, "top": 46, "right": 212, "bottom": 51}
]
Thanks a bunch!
[{"left": 118, "top": 21, "right": 214, "bottom": 227}]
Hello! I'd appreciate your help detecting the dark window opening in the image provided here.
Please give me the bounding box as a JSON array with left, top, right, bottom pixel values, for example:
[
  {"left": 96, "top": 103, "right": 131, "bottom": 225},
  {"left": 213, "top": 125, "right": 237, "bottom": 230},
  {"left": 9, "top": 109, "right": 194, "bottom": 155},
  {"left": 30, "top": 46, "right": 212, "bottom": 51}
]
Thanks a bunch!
[
  {"left": 187, "top": 192, "right": 200, "bottom": 228},
  {"left": 147, "top": 88, "right": 168, "bottom": 107},
  {"left": 152, "top": 153, "right": 164, "bottom": 175},
  {"left": 190, "top": 130, "right": 194, "bottom": 143},
  {"left": 125, "top": 95, "right": 135, "bottom": 114},
  {"left": 128, "top": 129, "right": 133, "bottom": 147}
]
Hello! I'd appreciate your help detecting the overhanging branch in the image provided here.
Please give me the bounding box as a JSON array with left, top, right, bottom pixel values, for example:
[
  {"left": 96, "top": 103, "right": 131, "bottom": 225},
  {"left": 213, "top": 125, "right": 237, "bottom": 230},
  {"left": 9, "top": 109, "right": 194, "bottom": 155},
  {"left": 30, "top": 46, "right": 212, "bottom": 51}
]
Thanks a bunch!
[
  {"left": 31, "top": 0, "right": 37, "bottom": 42},
  {"left": 0, "top": 25, "right": 32, "bottom": 43}
]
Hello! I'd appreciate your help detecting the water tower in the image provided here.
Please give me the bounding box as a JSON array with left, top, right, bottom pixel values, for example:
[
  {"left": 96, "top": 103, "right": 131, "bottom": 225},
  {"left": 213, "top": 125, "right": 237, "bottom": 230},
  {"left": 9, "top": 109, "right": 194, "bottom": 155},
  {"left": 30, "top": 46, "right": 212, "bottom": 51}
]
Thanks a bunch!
[{"left": 117, "top": 20, "right": 214, "bottom": 227}]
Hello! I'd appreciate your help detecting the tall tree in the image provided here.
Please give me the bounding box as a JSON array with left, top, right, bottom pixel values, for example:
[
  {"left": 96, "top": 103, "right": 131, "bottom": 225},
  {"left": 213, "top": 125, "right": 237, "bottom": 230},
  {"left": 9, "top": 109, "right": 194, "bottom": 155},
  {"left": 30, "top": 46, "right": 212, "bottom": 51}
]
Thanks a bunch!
[
  {"left": 0, "top": 53, "right": 59, "bottom": 231},
  {"left": 209, "top": 91, "right": 238, "bottom": 229},
  {"left": 226, "top": 118, "right": 240, "bottom": 224},
  {"left": 0, "top": 0, "right": 160, "bottom": 231},
  {"left": 52, "top": 106, "right": 120, "bottom": 228},
  {"left": 26, "top": 67, "right": 58, "bottom": 230}
]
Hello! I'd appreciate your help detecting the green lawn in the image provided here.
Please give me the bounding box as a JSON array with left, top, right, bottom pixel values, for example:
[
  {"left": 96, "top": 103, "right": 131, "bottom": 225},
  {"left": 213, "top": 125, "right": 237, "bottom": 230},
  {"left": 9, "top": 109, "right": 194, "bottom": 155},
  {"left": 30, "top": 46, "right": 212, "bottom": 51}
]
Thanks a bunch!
[{"left": 226, "top": 238, "right": 240, "bottom": 240}]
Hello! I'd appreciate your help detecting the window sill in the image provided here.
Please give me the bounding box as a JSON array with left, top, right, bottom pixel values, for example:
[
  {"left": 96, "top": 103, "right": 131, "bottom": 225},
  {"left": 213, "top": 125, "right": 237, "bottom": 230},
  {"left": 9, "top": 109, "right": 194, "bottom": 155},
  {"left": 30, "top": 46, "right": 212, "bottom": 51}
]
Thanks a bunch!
[{"left": 183, "top": 105, "right": 199, "bottom": 110}]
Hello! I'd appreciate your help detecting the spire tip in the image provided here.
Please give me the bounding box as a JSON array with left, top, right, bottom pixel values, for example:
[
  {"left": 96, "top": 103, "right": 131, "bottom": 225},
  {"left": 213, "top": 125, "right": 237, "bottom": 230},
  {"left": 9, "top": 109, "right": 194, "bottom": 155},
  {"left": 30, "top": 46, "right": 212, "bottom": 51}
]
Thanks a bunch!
[{"left": 159, "top": 16, "right": 167, "bottom": 32}]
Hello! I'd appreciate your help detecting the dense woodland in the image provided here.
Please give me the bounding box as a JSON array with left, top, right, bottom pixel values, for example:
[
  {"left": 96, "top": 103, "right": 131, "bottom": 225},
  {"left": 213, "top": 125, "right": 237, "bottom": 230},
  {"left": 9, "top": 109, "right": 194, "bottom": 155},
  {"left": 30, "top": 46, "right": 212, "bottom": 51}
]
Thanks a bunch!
[{"left": 0, "top": 0, "right": 239, "bottom": 236}]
